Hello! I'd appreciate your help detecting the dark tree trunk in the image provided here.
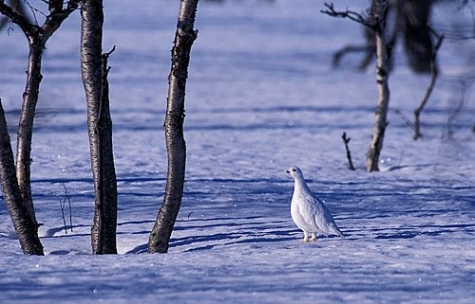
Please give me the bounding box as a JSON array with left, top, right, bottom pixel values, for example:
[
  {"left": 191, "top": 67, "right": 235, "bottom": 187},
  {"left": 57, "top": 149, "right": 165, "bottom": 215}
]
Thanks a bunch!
[
  {"left": 0, "top": 101, "right": 43, "bottom": 255},
  {"left": 148, "top": 0, "right": 199, "bottom": 254},
  {"left": 413, "top": 34, "right": 444, "bottom": 140},
  {"left": 401, "top": 0, "right": 433, "bottom": 73},
  {"left": 0, "top": 0, "right": 79, "bottom": 255},
  {"left": 81, "top": 0, "right": 118, "bottom": 255}
]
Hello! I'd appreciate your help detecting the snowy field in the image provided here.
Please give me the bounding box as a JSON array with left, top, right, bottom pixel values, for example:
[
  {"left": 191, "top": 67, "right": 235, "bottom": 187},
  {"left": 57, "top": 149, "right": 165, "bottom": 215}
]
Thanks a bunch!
[{"left": 1, "top": 0, "right": 475, "bottom": 303}]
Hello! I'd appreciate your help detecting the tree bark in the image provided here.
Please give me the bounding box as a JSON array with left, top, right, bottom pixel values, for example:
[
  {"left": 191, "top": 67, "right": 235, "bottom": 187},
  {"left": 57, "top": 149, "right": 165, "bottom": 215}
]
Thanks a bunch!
[
  {"left": 0, "top": 0, "right": 79, "bottom": 255},
  {"left": 81, "top": 0, "right": 118, "bottom": 254},
  {"left": 0, "top": 101, "right": 44, "bottom": 255},
  {"left": 148, "top": 0, "right": 199, "bottom": 254},
  {"left": 16, "top": 37, "right": 43, "bottom": 228},
  {"left": 366, "top": 0, "right": 390, "bottom": 172}
]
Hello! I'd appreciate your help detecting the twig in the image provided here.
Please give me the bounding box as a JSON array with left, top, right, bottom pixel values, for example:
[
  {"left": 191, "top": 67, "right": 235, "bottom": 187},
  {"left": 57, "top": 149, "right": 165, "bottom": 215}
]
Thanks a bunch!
[
  {"left": 321, "top": 2, "right": 376, "bottom": 29},
  {"left": 103, "top": 45, "right": 116, "bottom": 58},
  {"left": 397, "top": 150, "right": 404, "bottom": 167},
  {"left": 341, "top": 132, "right": 355, "bottom": 171},
  {"left": 393, "top": 109, "right": 415, "bottom": 131},
  {"left": 59, "top": 198, "right": 68, "bottom": 234},
  {"left": 23, "top": 0, "right": 46, "bottom": 26},
  {"left": 414, "top": 32, "right": 445, "bottom": 140},
  {"left": 447, "top": 81, "right": 468, "bottom": 140},
  {"left": 62, "top": 184, "right": 73, "bottom": 232},
  {"left": 59, "top": 184, "right": 73, "bottom": 233}
]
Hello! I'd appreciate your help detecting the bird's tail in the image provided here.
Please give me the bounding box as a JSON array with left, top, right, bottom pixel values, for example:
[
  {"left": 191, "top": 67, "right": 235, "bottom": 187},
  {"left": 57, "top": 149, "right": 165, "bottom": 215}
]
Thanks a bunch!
[{"left": 332, "top": 225, "right": 344, "bottom": 237}]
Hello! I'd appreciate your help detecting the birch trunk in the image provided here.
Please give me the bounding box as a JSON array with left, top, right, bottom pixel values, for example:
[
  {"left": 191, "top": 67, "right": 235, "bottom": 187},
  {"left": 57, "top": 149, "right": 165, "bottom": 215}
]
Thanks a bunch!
[
  {"left": 366, "top": 0, "right": 390, "bottom": 172},
  {"left": 16, "top": 39, "right": 42, "bottom": 228},
  {"left": 0, "top": 101, "right": 43, "bottom": 255},
  {"left": 0, "top": 0, "right": 78, "bottom": 255},
  {"left": 81, "top": 0, "right": 118, "bottom": 254},
  {"left": 148, "top": 0, "right": 199, "bottom": 254}
]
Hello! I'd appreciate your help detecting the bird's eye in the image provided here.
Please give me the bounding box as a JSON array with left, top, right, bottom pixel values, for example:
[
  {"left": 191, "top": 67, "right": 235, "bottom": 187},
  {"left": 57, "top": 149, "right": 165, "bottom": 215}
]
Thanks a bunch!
[{"left": 292, "top": 168, "right": 296, "bottom": 172}]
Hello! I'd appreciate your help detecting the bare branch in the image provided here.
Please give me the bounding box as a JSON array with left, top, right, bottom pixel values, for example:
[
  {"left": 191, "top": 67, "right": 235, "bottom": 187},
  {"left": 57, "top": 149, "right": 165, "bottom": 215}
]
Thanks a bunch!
[
  {"left": 103, "top": 45, "right": 116, "bottom": 58},
  {"left": 414, "top": 32, "right": 445, "bottom": 140},
  {"left": 447, "top": 81, "right": 469, "bottom": 140},
  {"left": 0, "top": 0, "right": 79, "bottom": 42},
  {"left": 321, "top": 2, "right": 375, "bottom": 29},
  {"left": 393, "top": 109, "right": 415, "bottom": 131},
  {"left": 0, "top": 1, "right": 38, "bottom": 35},
  {"left": 41, "top": 0, "right": 80, "bottom": 43},
  {"left": 23, "top": 0, "right": 47, "bottom": 25}
]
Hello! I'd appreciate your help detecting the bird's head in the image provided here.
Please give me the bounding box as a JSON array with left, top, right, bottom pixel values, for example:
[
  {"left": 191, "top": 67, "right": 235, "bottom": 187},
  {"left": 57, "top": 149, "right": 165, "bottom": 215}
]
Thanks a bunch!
[{"left": 286, "top": 166, "right": 304, "bottom": 180}]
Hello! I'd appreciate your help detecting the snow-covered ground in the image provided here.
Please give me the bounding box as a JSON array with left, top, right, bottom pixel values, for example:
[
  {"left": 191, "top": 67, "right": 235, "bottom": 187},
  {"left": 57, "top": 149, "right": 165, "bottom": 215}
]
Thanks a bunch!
[{"left": 1, "top": 0, "right": 474, "bottom": 303}]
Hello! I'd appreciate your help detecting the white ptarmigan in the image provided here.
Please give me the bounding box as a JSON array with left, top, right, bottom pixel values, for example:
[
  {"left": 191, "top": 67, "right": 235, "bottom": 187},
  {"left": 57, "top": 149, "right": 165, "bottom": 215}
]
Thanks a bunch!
[{"left": 287, "top": 167, "right": 344, "bottom": 242}]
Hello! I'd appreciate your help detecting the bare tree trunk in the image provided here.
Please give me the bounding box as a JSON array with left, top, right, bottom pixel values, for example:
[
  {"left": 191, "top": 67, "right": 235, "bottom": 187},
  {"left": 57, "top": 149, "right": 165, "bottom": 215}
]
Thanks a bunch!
[
  {"left": 0, "top": 0, "right": 79, "bottom": 255},
  {"left": 16, "top": 38, "right": 43, "bottom": 228},
  {"left": 366, "top": 0, "right": 390, "bottom": 172},
  {"left": 0, "top": 101, "right": 43, "bottom": 255},
  {"left": 148, "top": 0, "right": 199, "bottom": 254},
  {"left": 81, "top": 0, "right": 118, "bottom": 255}
]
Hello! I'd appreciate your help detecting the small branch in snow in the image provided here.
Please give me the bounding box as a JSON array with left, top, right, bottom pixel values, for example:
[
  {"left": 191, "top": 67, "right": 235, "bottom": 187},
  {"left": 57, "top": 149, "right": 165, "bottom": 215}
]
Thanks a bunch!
[
  {"left": 59, "top": 184, "right": 73, "bottom": 234},
  {"left": 447, "top": 81, "right": 469, "bottom": 140},
  {"left": 341, "top": 132, "right": 355, "bottom": 171}
]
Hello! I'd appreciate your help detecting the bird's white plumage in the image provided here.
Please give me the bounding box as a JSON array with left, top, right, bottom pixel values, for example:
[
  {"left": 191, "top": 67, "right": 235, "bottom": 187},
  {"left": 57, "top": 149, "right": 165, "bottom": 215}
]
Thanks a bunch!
[{"left": 287, "top": 167, "right": 343, "bottom": 242}]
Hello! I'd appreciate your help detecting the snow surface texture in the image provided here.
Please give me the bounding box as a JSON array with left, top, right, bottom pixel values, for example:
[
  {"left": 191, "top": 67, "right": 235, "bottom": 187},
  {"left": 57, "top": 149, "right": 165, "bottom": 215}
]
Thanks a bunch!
[
  {"left": 287, "top": 166, "right": 343, "bottom": 241},
  {"left": 1, "top": 0, "right": 475, "bottom": 303}
]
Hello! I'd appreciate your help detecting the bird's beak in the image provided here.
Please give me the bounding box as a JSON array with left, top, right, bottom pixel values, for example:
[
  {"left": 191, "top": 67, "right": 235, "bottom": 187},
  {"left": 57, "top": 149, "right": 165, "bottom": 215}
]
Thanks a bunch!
[{"left": 286, "top": 169, "right": 290, "bottom": 174}]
